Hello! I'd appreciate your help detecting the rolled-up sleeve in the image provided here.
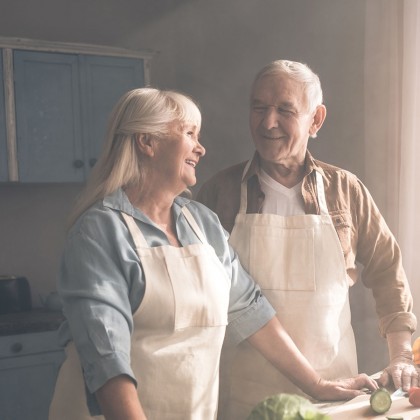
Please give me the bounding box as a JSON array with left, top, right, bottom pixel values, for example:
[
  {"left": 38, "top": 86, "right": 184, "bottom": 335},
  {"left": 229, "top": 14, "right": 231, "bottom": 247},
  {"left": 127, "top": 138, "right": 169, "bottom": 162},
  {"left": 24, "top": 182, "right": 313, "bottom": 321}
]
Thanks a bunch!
[
  {"left": 58, "top": 209, "right": 141, "bottom": 394},
  {"left": 225, "top": 244, "right": 276, "bottom": 344}
]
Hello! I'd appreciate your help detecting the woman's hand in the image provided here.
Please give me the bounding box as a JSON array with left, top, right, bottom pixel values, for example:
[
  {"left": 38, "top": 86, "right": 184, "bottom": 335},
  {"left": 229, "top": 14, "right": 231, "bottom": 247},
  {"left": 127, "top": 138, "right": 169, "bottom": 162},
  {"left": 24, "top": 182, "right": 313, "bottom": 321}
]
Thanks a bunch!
[{"left": 309, "top": 375, "right": 378, "bottom": 401}]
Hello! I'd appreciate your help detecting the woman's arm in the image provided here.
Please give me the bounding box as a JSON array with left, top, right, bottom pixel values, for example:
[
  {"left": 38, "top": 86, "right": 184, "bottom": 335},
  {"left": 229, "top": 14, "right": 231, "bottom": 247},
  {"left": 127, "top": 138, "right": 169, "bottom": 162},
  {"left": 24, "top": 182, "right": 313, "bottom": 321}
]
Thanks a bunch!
[
  {"left": 248, "top": 317, "right": 378, "bottom": 401},
  {"left": 96, "top": 375, "right": 147, "bottom": 420}
]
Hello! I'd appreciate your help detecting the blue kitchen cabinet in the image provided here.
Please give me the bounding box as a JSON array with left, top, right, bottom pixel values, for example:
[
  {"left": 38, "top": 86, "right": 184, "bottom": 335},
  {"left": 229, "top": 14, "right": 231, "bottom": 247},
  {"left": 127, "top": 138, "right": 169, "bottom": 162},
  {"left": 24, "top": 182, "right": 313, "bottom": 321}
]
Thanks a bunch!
[
  {"left": 0, "top": 330, "right": 65, "bottom": 420},
  {"left": 14, "top": 51, "right": 84, "bottom": 183},
  {"left": 79, "top": 54, "right": 145, "bottom": 169},
  {"left": 13, "top": 50, "right": 144, "bottom": 182},
  {"left": 0, "top": 52, "right": 8, "bottom": 181}
]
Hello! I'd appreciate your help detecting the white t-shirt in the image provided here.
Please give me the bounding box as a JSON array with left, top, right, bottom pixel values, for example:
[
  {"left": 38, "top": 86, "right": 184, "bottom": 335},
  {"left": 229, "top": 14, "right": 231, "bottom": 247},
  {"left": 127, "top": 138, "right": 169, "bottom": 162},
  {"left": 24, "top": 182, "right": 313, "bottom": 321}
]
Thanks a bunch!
[{"left": 259, "top": 169, "right": 305, "bottom": 216}]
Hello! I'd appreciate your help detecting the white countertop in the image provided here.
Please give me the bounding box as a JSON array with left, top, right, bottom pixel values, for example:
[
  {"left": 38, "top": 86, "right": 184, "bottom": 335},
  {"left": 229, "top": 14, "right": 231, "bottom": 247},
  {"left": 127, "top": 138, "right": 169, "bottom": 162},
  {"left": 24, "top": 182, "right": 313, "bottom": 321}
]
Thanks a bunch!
[{"left": 319, "top": 394, "right": 420, "bottom": 419}]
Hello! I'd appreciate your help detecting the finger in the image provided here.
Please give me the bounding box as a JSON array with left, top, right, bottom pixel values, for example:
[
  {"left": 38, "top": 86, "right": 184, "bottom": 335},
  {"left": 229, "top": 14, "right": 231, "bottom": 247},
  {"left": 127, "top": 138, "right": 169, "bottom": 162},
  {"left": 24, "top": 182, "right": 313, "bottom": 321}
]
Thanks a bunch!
[
  {"left": 391, "top": 367, "right": 402, "bottom": 390},
  {"left": 353, "top": 374, "right": 378, "bottom": 391},
  {"left": 411, "top": 373, "right": 419, "bottom": 389},
  {"left": 336, "top": 388, "right": 365, "bottom": 400},
  {"left": 401, "top": 367, "right": 414, "bottom": 391},
  {"left": 377, "top": 370, "right": 390, "bottom": 387}
]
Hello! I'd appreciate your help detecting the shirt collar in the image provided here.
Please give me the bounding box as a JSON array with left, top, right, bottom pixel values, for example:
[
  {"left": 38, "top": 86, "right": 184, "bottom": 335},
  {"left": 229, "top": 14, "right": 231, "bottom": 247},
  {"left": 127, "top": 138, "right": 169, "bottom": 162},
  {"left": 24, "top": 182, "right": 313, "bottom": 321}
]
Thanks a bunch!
[
  {"left": 243, "top": 150, "right": 325, "bottom": 181},
  {"left": 102, "top": 188, "right": 191, "bottom": 221}
]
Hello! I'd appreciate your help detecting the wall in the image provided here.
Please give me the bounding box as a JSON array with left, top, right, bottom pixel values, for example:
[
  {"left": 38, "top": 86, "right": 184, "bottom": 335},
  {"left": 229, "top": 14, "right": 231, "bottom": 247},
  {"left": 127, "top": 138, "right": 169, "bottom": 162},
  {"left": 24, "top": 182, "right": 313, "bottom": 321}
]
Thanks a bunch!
[{"left": 0, "top": 0, "right": 388, "bottom": 373}]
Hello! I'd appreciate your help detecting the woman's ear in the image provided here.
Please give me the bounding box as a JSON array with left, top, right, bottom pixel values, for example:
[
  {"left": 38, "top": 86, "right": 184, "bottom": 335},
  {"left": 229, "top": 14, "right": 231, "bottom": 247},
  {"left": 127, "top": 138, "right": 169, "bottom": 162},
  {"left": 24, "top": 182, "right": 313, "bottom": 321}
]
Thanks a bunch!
[
  {"left": 135, "top": 133, "right": 155, "bottom": 157},
  {"left": 309, "top": 105, "right": 327, "bottom": 138}
]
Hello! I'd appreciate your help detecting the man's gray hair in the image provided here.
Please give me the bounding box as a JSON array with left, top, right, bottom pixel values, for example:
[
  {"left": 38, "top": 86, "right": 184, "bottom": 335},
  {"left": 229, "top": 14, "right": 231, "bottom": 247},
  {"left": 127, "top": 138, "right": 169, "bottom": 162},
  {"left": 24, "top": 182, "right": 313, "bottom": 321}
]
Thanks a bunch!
[{"left": 251, "top": 60, "right": 323, "bottom": 113}]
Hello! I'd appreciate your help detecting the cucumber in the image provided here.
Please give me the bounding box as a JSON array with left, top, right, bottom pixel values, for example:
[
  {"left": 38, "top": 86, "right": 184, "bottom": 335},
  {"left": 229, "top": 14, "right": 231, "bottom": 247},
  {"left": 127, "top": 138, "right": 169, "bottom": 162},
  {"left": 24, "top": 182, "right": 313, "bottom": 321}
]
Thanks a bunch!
[
  {"left": 386, "top": 416, "right": 403, "bottom": 420},
  {"left": 370, "top": 388, "right": 392, "bottom": 414}
]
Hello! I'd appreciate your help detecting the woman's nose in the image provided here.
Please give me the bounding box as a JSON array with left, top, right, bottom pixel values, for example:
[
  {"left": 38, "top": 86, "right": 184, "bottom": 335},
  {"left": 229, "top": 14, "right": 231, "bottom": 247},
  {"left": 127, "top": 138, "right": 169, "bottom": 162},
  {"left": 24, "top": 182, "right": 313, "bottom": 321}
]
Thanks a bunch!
[{"left": 196, "top": 141, "right": 206, "bottom": 157}]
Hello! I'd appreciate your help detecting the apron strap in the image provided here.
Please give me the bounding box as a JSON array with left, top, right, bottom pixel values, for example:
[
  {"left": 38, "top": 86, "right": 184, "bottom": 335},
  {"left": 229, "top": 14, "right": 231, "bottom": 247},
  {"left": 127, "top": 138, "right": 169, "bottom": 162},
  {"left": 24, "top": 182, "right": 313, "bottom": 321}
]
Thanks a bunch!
[
  {"left": 181, "top": 207, "right": 207, "bottom": 244},
  {"left": 314, "top": 170, "right": 329, "bottom": 216},
  {"left": 121, "top": 212, "right": 149, "bottom": 248},
  {"left": 239, "top": 160, "right": 253, "bottom": 214}
]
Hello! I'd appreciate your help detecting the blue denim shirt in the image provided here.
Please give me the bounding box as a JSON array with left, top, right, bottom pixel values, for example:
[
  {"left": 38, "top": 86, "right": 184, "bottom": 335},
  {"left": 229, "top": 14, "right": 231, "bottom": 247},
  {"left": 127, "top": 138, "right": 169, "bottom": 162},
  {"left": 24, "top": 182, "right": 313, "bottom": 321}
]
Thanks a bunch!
[{"left": 57, "top": 188, "right": 275, "bottom": 398}]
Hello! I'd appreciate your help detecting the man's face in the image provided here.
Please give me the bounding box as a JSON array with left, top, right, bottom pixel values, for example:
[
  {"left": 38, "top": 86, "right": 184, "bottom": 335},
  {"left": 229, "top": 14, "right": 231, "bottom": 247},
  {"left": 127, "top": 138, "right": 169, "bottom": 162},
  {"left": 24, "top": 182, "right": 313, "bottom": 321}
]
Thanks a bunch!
[{"left": 249, "top": 74, "right": 317, "bottom": 168}]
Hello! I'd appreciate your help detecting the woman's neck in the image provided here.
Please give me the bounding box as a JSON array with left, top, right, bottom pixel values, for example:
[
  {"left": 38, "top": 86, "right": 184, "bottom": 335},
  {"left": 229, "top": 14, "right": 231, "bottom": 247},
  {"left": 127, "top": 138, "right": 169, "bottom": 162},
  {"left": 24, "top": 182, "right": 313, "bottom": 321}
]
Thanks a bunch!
[{"left": 124, "top": 185, "right": 181, "bottom": 247}]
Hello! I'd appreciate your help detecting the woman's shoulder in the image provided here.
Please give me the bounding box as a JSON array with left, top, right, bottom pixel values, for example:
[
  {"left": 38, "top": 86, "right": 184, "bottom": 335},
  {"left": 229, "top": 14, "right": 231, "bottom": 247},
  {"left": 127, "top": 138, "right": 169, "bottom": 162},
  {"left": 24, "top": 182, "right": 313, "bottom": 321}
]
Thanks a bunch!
[{"left": 69, "top": 200, "right": 124, "bottom": 241}]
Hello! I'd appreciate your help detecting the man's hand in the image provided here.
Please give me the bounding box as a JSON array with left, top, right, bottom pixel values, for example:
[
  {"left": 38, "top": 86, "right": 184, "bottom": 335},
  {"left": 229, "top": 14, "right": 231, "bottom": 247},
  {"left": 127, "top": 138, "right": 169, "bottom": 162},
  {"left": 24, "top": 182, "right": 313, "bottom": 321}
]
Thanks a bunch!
[
  {"left": 378, "top": 356, "right": 420, "bottom": 391},
  {"left": 377, "top": 330, "right": 419, "bottom": 391}
]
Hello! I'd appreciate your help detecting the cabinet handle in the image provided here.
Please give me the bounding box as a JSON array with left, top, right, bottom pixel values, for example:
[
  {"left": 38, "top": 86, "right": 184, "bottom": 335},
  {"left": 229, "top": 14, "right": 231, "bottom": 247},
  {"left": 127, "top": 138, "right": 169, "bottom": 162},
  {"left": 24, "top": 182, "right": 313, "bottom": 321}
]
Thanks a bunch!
[
  {"left": 89, "top": 158, "right": 97, "bottom": 168},
  {"left": 10, "top": 342, "right": 23, "bottom": 354},
  {"left": 73, "top": 159, "right": 84, "bottom": 169}
]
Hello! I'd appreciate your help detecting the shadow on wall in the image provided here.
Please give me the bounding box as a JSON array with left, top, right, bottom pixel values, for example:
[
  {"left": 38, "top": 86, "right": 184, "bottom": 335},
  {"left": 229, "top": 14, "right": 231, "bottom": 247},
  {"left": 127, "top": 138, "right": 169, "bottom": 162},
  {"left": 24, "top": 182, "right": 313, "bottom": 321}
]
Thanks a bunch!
[{"left": 0, "top": 183, "right": 83, "bottom": 307}]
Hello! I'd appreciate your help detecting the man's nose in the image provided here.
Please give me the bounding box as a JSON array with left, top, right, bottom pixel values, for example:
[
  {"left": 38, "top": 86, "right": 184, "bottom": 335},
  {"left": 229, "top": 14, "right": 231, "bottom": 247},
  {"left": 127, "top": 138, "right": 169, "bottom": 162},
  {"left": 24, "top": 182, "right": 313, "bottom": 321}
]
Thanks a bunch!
[{"left": 262, "top": 107, "right": 279, "bottom": 129}]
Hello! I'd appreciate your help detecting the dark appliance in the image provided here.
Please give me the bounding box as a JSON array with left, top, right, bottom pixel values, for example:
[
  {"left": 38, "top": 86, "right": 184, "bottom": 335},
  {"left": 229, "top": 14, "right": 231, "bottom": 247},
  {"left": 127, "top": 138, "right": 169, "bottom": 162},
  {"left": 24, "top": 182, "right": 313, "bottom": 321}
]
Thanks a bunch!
[{"left": 0, "top": 275, "right": 32, "bottom": 314}]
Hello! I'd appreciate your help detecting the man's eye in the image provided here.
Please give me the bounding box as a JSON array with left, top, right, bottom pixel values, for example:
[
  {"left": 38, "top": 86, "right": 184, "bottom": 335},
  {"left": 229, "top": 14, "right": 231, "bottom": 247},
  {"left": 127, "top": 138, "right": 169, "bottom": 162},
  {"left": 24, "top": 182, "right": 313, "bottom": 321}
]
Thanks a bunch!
[
  {"left": 253, "top": 106, "right": 266, "bottom": 113},
  {"left": 278, "top": 108, "right": 293, "bottom": 115}
]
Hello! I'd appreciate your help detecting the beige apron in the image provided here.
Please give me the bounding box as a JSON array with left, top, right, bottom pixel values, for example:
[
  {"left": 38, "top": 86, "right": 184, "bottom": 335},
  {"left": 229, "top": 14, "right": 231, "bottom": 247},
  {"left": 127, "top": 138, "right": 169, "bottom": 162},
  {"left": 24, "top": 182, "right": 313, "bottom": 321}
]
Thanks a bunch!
[
  {"left": 222, "top": 163, "right": 358, "bottom": 420},
  {"left": 50, "top": 207, "right": 230, "bottom": 420}
]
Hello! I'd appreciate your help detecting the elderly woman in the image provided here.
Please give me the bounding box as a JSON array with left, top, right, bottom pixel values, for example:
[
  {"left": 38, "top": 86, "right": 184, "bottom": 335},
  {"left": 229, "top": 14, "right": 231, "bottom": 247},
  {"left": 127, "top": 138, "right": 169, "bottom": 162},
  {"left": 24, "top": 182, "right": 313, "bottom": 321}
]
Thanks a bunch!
[{"left": 49, "top": 88, "right": 376, "bottom": 420}]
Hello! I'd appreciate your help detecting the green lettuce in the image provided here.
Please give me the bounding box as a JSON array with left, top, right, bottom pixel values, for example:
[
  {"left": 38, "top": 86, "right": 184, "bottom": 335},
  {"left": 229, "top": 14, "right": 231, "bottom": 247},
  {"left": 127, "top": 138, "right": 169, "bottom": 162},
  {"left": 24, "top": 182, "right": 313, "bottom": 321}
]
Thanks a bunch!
[{"left": 246, "top": 393, "right": 331, "bottom": 420}]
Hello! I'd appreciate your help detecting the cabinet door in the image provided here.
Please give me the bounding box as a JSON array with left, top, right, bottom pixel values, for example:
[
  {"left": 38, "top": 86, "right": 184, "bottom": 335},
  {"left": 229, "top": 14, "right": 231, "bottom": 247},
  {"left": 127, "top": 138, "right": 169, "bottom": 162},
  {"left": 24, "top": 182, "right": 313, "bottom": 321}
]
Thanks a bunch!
[
  {"left": 0, "top": 52, "right": 8, "bottom": 181},
  {"left": 13, "top": 50, "right": 85, "bottom": 182},
  {"left": 0, "top": 330, "right": 65, "bottom": 420},
  {"left": 80, "top": 55, "right": 144, "bottom": 173}
]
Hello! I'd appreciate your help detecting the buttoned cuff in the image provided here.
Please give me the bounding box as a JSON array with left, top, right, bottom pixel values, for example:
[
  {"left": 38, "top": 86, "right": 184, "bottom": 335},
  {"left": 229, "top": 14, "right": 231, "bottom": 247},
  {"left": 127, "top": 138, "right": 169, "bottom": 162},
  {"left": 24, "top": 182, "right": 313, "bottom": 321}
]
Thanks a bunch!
[{"left": 226, "top": 294, "right": 276, "bottom": 345}]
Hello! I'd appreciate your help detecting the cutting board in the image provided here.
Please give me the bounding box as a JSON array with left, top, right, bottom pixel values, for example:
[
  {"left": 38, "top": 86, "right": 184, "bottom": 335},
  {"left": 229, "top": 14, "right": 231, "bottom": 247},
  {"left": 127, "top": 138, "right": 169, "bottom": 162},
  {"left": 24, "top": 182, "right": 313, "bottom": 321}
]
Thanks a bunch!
[{"left": 321, "top": 394, "right": 420, "bottom": 419}]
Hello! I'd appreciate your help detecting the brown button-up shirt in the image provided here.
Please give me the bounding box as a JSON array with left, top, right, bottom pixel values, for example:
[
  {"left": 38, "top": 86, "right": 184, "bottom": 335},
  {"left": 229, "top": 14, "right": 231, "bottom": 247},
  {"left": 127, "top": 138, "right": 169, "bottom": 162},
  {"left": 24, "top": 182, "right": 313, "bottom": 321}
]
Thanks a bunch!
[{"left": 196, "top": 151, "right": 416, "bottom": 336}]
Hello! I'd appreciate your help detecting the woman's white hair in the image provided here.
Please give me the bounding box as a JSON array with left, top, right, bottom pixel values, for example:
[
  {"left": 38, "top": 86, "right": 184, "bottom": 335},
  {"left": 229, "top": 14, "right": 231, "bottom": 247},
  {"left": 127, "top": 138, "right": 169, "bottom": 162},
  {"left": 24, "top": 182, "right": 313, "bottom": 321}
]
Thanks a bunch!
[
  {"left": 68, "top": 87, "right": 201, "bottom": 227},
  {"left": 251, "top": 59, "right": 323, "bottom": 113}
]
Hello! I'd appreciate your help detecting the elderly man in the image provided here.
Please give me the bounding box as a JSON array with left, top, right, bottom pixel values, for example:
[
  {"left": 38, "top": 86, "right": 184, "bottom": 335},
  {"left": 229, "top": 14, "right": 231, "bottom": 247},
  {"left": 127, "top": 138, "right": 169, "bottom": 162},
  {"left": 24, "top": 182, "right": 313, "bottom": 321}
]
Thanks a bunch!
[{"left": 197, "top": 59, "right": 418, "bottom": 419}]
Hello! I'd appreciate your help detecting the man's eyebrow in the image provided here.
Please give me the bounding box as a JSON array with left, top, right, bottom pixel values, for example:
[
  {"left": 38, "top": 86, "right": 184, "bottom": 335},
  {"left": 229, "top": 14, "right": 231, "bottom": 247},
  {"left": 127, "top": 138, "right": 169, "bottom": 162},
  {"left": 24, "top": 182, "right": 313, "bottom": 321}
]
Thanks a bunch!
[{"left": 251, "top": 99, "right": 296, "bottom": 110}]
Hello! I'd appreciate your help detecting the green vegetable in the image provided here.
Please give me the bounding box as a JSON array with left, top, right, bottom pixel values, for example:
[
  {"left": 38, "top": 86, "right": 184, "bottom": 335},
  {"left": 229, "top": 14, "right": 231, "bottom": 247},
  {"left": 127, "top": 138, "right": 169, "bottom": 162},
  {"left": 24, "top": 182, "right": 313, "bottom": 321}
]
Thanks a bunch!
[
  {"left": 369, "top": 388, "right": 392, "bottom": 414},
  {"left": 247, "top": 393, "right": 331, "bottom": 420}
]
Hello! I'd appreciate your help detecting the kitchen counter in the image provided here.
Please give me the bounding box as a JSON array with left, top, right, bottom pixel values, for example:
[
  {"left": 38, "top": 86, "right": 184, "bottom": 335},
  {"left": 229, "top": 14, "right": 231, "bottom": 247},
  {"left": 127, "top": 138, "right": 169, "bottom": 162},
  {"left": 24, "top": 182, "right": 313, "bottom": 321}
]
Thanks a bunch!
[
  {"left": 0, "top": 308, "right": 65, "bottom": 336},
  {"left": 319, "top": 394, "right": 420, "bottom": 419}
]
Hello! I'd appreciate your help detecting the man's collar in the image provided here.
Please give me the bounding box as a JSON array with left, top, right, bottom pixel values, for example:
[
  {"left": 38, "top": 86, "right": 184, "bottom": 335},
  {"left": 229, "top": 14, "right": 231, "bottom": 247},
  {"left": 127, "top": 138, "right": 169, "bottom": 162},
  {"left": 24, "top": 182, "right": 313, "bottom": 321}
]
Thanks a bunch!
[{"left": 244, "top": 150, "right": 324, "bottom": 181}]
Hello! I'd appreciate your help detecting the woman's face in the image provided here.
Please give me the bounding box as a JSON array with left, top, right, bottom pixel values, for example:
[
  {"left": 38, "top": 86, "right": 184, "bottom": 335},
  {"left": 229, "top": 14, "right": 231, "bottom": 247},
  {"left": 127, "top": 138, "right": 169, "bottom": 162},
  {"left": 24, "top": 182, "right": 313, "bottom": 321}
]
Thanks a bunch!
[{"left": 152, "top": 121, "right": 205, "bottom": 194}]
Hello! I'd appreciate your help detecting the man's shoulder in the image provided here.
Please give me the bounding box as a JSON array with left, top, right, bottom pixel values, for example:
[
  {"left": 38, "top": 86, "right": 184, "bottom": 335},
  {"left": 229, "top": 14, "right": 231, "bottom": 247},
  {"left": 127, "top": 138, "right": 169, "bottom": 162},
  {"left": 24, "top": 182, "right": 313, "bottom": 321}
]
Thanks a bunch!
[
  {"left": 204, "top": 161, "right": 248, "bottom": 185},
  {"left": 313, "top": 158, "right": 359, "bottom": 183},
  {"left": 195, "top": 161, "right": 247, "bottom": 232},
  {"left": 198, "top": 161, "right": 248, "bottom": 197}
]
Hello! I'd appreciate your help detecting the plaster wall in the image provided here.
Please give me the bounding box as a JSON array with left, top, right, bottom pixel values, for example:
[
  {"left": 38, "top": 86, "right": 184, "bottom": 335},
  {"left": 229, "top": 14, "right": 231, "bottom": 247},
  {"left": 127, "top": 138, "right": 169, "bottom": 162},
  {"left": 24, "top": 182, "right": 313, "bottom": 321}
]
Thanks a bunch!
[{"left": 0, "top": 0, "right": 387, "bottom": 374}]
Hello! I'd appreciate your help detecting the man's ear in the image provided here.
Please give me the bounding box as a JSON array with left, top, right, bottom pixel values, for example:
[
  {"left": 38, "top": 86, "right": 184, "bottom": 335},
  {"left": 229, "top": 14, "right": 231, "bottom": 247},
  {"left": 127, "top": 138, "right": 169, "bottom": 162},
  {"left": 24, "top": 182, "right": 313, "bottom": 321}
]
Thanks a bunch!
[
  {"left": 310, "top": 105, "right": 327, "bottom": 138},
  {"left": 135, "top": 133, "right": 155, "bottom": 157}
]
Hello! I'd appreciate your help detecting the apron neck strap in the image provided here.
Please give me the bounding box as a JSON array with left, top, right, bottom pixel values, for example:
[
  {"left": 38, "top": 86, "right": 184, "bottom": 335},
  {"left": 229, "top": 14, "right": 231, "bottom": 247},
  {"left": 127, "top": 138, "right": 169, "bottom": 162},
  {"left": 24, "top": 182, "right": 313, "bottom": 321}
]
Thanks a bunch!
[
  {"left": 181, "top": 207, "right": 207, "bottom": 244},
  {"left": 239, "top": 160, "right": 252, "bottom": 213},
  {"left": 314, "top": 170, "right": 329, "bottom": 216},
  {"left": 121, "top": 212, "right": 149, "bottom": 248}
]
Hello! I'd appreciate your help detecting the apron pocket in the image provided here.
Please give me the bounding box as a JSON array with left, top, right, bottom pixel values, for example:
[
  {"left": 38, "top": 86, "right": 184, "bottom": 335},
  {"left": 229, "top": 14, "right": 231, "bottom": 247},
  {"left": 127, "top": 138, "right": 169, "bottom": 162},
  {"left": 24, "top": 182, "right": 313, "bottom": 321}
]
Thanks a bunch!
[
  {"left": 249, "top": 225, "right": 316, "bottom": 291},
  {"left": 164, "top": 245, "right": 229, "bottom": 330}
]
